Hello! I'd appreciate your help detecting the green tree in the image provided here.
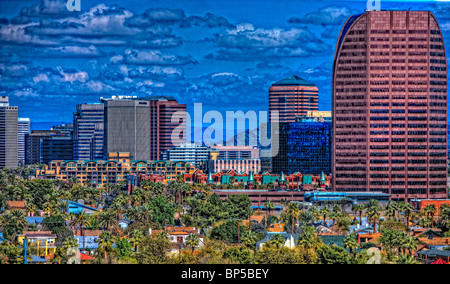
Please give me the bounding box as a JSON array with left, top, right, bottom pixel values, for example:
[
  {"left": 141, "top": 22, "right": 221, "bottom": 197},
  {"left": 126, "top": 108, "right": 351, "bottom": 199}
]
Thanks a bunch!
[
  {"left": 343, "top": 233, "right": 359, "bottom": 255},
  {"left": 149, "top": 196, "right": 175, "bottom": 227},
  {"left": 136, "top": 235, "right": 172, "bottom": 264},
  {"left": 270, "top": 234, "right": 285, "bottom": 248},
  {"left": 69, "top": 211, "right": 91, "bottom": 251},
  {"left": 186, "top": 233, "right": 201, "bottom": 255},
  {"left": 223, "top": 246, "right": 253, "bottom": 264},
  {"left": 128, "top": 229, "right": 145, "bottom": 253},
  {"left": 0, "top": 210, "right": 27, "bottom": 241},
  {"left": 115, "top": 237, "right": 133, "bottom": 259},
  {"left": 97, "top": 231, "right": 115, "bottom": 264}
]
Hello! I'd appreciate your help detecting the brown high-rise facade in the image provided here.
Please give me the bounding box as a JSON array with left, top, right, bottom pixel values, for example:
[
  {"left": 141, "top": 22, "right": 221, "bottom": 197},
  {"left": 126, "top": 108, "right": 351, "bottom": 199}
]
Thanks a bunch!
[
  {"left": 104, "top": 96, "right": 186, "bottom": 161},
  {"left": 269, "top": 75, "right": 319, "bottom": 123},
  {"left": 333, "top": 11, "right": 448, "bottom": 201}
]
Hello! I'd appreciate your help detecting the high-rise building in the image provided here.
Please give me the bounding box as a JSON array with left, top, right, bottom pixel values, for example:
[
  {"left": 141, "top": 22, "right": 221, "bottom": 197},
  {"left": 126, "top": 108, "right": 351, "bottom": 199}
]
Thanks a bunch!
[
  {"left": 332, "top": 11, "right": 448, "bottom": 201},
  {"left": 51, "top": 123, "right": 73, "bottom": 137},
  {"left": 0, "top": 96, "right": 18, "bottom": 169},
  {"left": 149, "top": 97, "right": 187, "bottom": 160},
  {"left": 104, "top": 96, "right": 186, "bottom": 160},
  {"left": 272, "top": 116, "right": 332, "bottom": 175},
  {"left": 41, "top": 134, "right": 73, "bottom": 163},
  {"left": 73, "top": 104, "right": 104, "bottom": 160},
  {"left": 25, "top": 130, "right": 59, "bottom": 165},
  {"left": 162, "top": 143, "right": 210, "bottom": 168},
  {"left": 269, "top": 75, "right": 319, "bottom": 123},
  {"left": 18, "top": 118, "right": 30, "bottom": 166}
]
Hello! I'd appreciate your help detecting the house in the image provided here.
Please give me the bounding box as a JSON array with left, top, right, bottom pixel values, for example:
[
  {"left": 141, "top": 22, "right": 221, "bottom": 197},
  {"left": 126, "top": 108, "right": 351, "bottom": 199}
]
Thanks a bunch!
[
  {"left": 67, "top": 200, "right": 101, "bottom": 215},
  {"left": 349, "top": 225, "right": 375, "bottom": 235},
  {"left": 29, "top": 255, "right": 50, "bottom": 264},
  {"left": 315, "top": 225, "right": 333, "bottom": 234},
  {"left": 74, "top": 230, "right": 103, "bottom": 251},
  {"left": 319, "top": 235, "right": 347, "bottom": 248},
  {"left": 357, "top": 233, "right": 382, "bottom": 247},
  {"left": 411, "top": 199, "right": 450, "bottom": 216},
  {"left": 242, "top": 215, "right": 265, "bottom": 227},
  {"left": 7, "top": 201, "right": 27, "bottom": 212},
  {"left": 413, "top": 229, "right": 442, "bottom": 238},
  {"left": 17, "top": 231, "right": 57, "bottom": 257},
  {"left": 415, "top": 230, "right": 450, "bottom": 248},
  {"left": 164, "top": 226, "right": 204, "bottom": 247},
  {"left": 119, "top": 218, "right": 132, "bottom": 230},
  {"left": 26, "top": 217, "right": 44, "bottom": 226},
  {"left": 256, "top": 233, "right": 299, "bottom": 250},
  {"left": 267, "top": 223, "right": 285, "bottom": 233},
  {"left": 418, "top": 249, "right": 450, "bottom": 264}
]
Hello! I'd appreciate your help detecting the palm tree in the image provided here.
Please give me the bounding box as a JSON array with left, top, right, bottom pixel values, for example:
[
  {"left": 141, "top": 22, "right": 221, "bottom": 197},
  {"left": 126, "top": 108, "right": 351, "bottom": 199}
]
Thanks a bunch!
[
  {"left": 25, "top": 203, "right": 37, "bottom": 217},
  {"left": 385, "top": 202, "right": 397, "bottom": 220},
  {"left": 423, "top": 204, "right": 437, "bottom": 226},
  {"left": 185, "top": 233, "right": 200, "bottom": 255},
  {"left": 98, "top": 210, "right": 118, "bottom": 232},
  {"left": 264, "top": 201, "right": 275, "bottom": 219},
  {"left": 288, "top": 203, "right": 299, "bottom": 233},
  {"left": 401, "top": 202, "right": 414, "bottom": 227},
  {"left": 365, "top": 200, "right": 381, "bottom": 233},
  {"left": 402, "top": 236, "right": 419, "bottom": 256},
  {"left": 352, "top": 204, "right": 364, "bottom": 225},
  {"left": 418, "top": 218, "right": 431, "bottom": 229},
  {"left": 241, "top": 231, "right": 257, "bottom": 249},
  {"left": 438, "top": 205, "right": 450, "bottom": 232},
  {"left": 330, "top": 208, "right": 342, "bottom": 232},
  {"left": 309, "top": 206, "right": 319, "bottom": 222},
  {"left": 320, "top": 207, "right": 330, "bottom": 224},
  {"left": 128, "top": 229, "right": 145, "bottom": 253},
  {"left": 97, "top": 231, "right": 114, "bottom": 264},
  {"left": 62, "top": 237, "right": 80, "bottom": 264},
  {"left": 69, "top": 211, "right": 91, "bottom": 251},
  {"left": 397, "top": 254, "right": 418, "bottom": 264},
  {"left": 270, "top": 234, "right": 285, "bottom": 248},
  {"left": 343, "top": 233, "right": 359, "bottom": 255}
]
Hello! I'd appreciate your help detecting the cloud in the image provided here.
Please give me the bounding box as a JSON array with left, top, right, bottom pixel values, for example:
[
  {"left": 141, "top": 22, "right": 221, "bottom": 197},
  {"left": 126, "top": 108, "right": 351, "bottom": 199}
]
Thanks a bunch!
[
  {"left": 126, "top": 8, "right": 234, "bottom": 29},
  {"left": 10, "top": 88, "right": 39, "bottom": 98},
  {"left": 0, "top": 64, "right": 28, "bottom": 77},
  {"left": 20, "top": 0, "right": 71, "bottom": 18},
  {"left": 120, "top": 48, "right": 196, "bottom": 66},
  {"left": 288, "top": 6, "right": 356, "bottom": 26},
  {"left": 208, "top": 23, "right": 330, "bottom": 61},
  {"left": 58, "top": 68, "right": 89, "bottom": 83}
]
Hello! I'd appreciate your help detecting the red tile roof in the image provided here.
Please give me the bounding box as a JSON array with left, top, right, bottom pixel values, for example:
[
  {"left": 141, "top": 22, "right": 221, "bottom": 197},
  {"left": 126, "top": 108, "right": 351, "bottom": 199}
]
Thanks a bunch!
[{"left": 7, "top": 201, "right": 26, "bottom": 209}]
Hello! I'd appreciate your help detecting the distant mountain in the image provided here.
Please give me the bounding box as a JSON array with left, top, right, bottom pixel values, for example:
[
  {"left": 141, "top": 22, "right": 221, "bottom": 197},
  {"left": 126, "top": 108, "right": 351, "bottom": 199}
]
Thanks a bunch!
[{"left": 225, "top": 128, "right": 260, "bottom": 147}]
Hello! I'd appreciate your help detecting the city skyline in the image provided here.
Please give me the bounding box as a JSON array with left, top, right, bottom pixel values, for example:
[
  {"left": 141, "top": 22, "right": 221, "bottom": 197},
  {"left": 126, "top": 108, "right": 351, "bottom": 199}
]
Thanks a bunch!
[{"left": 1, "top": 0, "right": 449, "bottom": 126}]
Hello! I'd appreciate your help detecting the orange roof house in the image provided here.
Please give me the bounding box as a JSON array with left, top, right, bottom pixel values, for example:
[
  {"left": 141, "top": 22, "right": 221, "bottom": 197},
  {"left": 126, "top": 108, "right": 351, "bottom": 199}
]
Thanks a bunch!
[
  {"left": 7, "top": 201, "right": 26, "bottom": 211},
  {"left": 242, "top": 215, "right": 265, "bottom": 226},
  {"left": 268, "top": 223, "right": 285, "bottom": 233},
  {"left": 358, "top": 233, "right": 382, "bottom": 246}
]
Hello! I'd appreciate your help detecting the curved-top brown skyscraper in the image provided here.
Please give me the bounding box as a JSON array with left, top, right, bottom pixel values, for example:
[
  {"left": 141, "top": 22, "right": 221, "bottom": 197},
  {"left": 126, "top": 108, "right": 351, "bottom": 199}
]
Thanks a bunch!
[{"left": 332, "top": 11, "right": 448, "bottom": 201}]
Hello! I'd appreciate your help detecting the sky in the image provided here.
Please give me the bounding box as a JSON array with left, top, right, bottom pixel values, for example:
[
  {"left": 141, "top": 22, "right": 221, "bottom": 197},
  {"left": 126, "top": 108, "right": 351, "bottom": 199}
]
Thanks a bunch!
[{"left": 0, "top": 0, "right": 449, "bottom": 128}]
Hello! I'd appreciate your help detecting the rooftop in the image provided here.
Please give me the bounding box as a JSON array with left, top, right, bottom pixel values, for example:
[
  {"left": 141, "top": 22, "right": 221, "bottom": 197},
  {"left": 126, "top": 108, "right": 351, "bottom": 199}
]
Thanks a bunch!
[{"left": 272, "top": 75, "right": 316, "bottom": 87}]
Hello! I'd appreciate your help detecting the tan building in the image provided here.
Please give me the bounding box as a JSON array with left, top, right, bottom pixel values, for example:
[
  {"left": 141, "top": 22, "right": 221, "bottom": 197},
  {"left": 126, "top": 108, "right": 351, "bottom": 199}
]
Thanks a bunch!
[{"left": 34, "top": 152, "right": 196, "bottom": 187}]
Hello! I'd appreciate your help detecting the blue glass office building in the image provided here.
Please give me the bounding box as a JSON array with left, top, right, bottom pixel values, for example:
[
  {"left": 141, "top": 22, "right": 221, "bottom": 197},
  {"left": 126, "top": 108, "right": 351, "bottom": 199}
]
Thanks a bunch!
[{"left": 272, "top": 121, "right": 332, "bottom": 175}]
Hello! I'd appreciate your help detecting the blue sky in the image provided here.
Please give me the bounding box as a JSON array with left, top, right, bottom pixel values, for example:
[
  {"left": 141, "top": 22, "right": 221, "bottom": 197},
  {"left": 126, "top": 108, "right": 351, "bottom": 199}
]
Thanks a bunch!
[{"left": 0, "top": 0, "right": 449, "bottom": 127}]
